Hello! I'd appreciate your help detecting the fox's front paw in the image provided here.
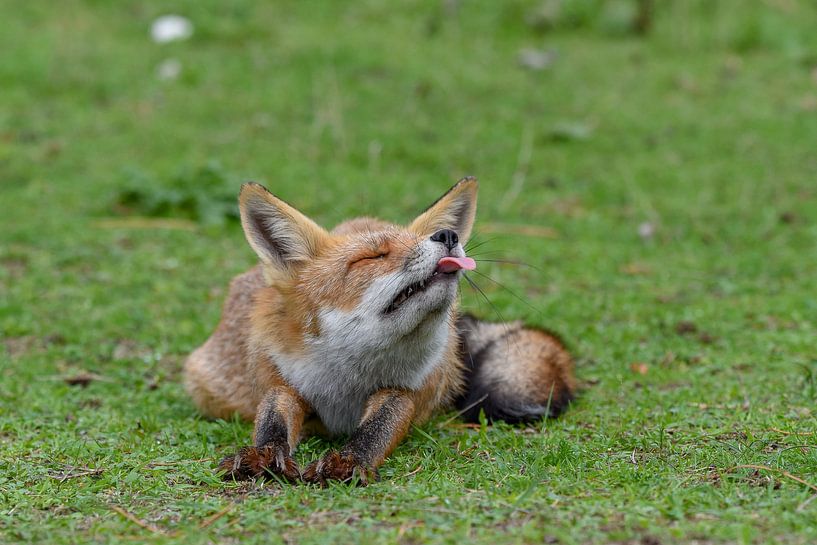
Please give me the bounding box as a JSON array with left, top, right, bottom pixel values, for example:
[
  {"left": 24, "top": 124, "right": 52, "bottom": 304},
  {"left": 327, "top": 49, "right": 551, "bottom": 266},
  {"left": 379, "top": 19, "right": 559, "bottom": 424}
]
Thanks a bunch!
[
  {"left": 218, "top": 444, "right": 300, "bottom": 482},
  {"left": 302, "top": 451, "right": 378, "bottom": 486}
]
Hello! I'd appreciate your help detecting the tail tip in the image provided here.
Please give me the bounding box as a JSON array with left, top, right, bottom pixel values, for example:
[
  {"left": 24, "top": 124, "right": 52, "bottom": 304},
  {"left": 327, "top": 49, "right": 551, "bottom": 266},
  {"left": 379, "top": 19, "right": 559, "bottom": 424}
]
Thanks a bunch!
[{"left": 457, "top": 383, "right": 575, "bottom": 425}]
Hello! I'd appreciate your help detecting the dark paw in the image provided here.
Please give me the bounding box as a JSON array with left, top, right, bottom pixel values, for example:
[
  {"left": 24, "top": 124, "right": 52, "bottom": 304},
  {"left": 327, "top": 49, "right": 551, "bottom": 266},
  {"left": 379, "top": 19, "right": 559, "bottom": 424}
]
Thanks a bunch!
[
  {"left": 302, "top": 451, "right": 378, "bottom": 487},
  {"left": 217, "top": 444, "right": 300, "bottom": 482}
]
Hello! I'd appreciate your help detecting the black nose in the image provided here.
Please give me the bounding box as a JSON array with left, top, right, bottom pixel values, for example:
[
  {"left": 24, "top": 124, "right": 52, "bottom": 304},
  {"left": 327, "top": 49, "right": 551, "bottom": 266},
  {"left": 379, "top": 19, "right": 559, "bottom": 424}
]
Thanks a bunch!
[{"left": 430, "top": 229, "right": 459, "bottom": 251}]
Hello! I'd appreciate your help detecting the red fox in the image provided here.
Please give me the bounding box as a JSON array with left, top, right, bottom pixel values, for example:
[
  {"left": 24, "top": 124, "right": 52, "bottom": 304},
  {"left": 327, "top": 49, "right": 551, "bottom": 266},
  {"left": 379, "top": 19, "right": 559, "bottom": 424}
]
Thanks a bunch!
[{"left": 184, "top": 177, "right": 575, "bottom": 485}]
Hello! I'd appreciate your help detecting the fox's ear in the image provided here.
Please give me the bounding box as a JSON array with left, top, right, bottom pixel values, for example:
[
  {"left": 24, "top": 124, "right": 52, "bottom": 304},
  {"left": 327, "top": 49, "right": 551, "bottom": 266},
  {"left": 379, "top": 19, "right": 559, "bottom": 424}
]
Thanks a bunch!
[
  {"left": 409, "top": 177, "right": 478, "bottom": 244},
  {"left": 239, "top": 183, "right": 329, "bottom": 275}
]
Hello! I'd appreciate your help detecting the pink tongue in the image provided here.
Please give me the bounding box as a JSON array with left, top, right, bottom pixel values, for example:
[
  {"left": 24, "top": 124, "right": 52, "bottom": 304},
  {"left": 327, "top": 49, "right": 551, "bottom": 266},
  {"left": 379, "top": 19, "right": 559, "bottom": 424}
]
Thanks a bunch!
[{"left": 436, "top": 256, "right": 476, "bottom": 273}]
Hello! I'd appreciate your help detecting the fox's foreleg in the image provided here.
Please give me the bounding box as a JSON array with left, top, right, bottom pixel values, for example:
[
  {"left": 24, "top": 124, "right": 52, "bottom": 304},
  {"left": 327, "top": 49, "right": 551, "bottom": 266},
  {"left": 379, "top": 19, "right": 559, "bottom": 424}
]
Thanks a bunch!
[
  {"left": 218, "top": 385, "right": 308, "bottom": 482},
  {"left": 303, "top": 389, "right": 415, "bottom": 486}
]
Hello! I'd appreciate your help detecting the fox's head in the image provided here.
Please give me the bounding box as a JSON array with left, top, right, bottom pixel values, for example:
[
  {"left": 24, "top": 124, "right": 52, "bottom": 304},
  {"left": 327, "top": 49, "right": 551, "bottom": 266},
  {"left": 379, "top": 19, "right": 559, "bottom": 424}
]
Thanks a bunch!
[{"left": 239, "top": 178, "right": 477, "bottom": 358}]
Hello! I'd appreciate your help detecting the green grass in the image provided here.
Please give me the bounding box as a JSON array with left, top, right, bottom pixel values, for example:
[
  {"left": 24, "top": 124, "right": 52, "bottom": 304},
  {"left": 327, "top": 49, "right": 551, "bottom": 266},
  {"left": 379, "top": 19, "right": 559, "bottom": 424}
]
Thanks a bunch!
[{"left": 2, "top": 1, "right": 817, "bottom": 543}]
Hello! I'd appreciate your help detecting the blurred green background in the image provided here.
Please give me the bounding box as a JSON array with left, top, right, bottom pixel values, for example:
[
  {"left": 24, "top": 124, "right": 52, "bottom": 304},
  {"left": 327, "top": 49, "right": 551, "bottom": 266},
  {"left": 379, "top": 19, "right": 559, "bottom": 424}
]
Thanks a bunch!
[{"left": 2, "top": 1, "right": 816, "bottom": 544}]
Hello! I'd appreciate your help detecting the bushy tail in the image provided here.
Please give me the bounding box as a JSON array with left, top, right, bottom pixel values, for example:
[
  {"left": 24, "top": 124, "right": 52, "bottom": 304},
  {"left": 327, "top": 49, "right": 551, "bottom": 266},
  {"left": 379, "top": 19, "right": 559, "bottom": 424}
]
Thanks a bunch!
[{"left": 454, "top": 314, "right": 575, "bottom": 424}]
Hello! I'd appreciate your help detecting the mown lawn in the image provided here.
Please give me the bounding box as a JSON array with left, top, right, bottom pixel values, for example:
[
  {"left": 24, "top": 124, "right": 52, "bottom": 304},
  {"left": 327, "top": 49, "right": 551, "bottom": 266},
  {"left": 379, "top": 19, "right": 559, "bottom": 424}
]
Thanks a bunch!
[{"left": 2, "top": 1, "right": 817, "bottom": 543}]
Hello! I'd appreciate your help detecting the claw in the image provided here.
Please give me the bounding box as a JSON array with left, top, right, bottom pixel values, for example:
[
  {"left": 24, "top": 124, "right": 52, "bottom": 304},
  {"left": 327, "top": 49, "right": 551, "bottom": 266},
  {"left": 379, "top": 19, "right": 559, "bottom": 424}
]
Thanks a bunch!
[
  {"left": 302, "top": 451, "right": 378, "bottom": 487},
  {"left": 217, "top": 444, "right": 300, "bottom": 482}
]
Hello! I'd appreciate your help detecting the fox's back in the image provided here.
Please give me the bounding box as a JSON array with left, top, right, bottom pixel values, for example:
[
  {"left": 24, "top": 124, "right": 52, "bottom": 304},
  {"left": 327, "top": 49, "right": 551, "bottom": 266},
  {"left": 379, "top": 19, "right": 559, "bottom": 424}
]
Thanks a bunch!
[{"left": 184, "top": 266, "right": 268, "bottom": 420}]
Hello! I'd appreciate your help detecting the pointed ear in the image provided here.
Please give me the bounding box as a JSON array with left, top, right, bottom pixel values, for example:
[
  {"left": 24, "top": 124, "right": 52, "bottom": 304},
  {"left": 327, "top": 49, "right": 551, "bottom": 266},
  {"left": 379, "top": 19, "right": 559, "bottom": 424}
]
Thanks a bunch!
[
  {"left": 409, "top": 177, "right": 478, "bottom": 244},
  {"left": 239, "top": 183, "right": 329, "bottom": 275}
]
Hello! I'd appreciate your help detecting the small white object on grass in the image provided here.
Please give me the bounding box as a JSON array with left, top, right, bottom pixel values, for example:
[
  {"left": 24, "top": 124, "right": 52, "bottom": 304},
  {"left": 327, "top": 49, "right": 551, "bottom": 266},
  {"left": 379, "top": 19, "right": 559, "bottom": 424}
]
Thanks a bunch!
[
  {"left": 151, "top": 15, "right": 193, "bottom": 43},
  {"left": 517, "top": 48, "right": 557, "bottom": 71},
  {"left": 638, "top": 221, "right": 655, "bottom": 240},
  {"left": 157, "top": 58, "right": 182, "bottom": 80}
]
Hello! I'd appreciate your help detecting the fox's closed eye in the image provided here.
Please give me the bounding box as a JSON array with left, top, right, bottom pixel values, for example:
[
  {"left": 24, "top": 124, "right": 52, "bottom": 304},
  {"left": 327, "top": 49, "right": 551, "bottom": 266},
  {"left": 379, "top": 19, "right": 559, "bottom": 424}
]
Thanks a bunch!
[{"left": 351, "top": 253, "right": 388, "bottom": 265}]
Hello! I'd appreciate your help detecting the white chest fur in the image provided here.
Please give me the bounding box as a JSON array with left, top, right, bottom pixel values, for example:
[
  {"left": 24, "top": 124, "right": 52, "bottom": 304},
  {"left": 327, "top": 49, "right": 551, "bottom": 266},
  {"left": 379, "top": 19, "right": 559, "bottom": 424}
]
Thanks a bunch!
[{"left": 271, "top": 308, "right": 449, "bottom": 435}]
